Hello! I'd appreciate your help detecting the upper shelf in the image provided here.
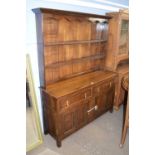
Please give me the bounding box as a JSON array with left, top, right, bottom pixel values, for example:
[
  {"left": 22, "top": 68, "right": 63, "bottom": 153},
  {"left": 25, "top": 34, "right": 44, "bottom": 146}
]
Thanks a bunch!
[
  {"left": 45, "top": 54, "right": 105, "bottom": 69},
  {"left": 117, "top": 54, "right": 129, "bottom": 63},
  {"left": 44, "top": 39, "right": 107, "bottom": 46}
]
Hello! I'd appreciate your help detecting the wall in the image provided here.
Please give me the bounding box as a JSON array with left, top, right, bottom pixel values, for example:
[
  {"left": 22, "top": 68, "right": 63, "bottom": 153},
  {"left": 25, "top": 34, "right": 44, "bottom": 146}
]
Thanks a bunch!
[{"left": 26, "top": 0, "right": 128, "bottom": 131}]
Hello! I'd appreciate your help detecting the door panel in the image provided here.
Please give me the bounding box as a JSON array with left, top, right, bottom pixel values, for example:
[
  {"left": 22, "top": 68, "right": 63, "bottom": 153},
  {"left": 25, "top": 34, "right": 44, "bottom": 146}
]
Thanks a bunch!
[
  {"left": 61, "top": 110, "right": 76, "bottom": 136},
  {"left": 119, "top": 20, "right": 129, "bottom": 55},
  {"left": 94, "top": 94, "right": 106, "bottom": 117},
  {"left": 95, "top": 85, "right": 115, "bottom": 116},
  {"left": 105, "top": 86, "right": 115, "bottom": 110},
  {"left": 60, "top": 100, "right": 87, "bottom": 137},
  {"left": 76, "top": 103, "right": 87, "bottom": 128}
]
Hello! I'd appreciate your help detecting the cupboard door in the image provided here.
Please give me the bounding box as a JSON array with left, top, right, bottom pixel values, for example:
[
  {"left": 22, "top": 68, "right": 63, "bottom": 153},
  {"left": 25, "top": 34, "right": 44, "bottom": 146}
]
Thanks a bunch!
[
  {"left": 94, "top": 82, "right": 115, "bottom": 116},
  {"left": 94, "top": 94, "right": 106, "bottom": 117},
  {"left": 119, "top": 20, "right": 129, "bottom": 55},
  {"left": 60, "top": 108, "right": 76, "bottom": 137},
  {"left": 76, "top": 102, "right": 87, "bottom": 129},
  {"left": 104, "top": 86, "right": 115, "bottom": 110},
  {"left": 60, "top": 101, "right": 86, "bottom": 137}
]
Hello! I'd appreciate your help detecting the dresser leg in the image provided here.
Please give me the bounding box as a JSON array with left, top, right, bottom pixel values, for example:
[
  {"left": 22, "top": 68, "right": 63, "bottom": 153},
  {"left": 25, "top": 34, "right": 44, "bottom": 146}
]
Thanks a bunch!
[
  {"left": 56, "top": 139, "right": 62, "bottom": 147},
  {"left": 43, "top": 109, "right": 48, "bottom": 135},
  {"left": 109, "top": 107, "right": 113, "bottom": 113},
  {"left": 113, "top": 105, "right": 119, "bottom": 111}
]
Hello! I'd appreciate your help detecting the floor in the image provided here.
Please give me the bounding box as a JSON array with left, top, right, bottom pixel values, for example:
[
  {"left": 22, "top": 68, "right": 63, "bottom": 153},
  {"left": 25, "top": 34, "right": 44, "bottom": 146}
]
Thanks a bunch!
[{"left": 27, "top": 105, "right": 129, "bottom": 155}]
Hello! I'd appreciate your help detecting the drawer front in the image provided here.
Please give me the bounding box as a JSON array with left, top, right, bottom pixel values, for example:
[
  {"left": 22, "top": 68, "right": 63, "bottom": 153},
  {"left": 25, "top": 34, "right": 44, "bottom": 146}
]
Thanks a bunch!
[
  {"left": 59, "top": 89, "right": 91, "bottom": 111},
  {"left": 93, "top": 80, "right": 114, "bottom": 96},
  {"left": 93, "top": 84, "right": 103, "bottom": 96},
  {"left": 102, "top": 80, "right": 113, "bottom": 91}
]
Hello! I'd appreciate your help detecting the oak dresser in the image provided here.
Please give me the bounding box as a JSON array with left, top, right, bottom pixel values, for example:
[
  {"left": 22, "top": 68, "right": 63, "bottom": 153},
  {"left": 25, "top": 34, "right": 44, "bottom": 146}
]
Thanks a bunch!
[{"left": 33, "top": 8, "right": 117, "bottom": 147}]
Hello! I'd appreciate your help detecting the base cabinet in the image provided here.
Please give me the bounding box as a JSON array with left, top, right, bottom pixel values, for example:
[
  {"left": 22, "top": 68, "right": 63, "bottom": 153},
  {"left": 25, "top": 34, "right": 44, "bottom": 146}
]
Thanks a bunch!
[{"left": 43, "top": 71, "right": 117, "bottom": 147}]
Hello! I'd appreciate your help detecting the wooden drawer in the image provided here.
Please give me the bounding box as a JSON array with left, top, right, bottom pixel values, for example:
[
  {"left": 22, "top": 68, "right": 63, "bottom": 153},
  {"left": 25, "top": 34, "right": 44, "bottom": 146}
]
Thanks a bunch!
[
  {"left": 93, "top": 84, "right": 103, "bottom": 96},
  {"left": 93, "top": 80, "right": 114, "bottom": 96},
  {"left": 102, "top": 80, "right": 114, "bottom": 92},
  {"left": 59, "top": 89, "right": 91, "bottom": 111}
]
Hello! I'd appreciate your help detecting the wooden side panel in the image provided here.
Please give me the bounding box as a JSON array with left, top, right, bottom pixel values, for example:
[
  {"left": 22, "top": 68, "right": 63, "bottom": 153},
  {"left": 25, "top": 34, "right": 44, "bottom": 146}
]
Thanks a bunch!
[
  {"left": 42, "top": 91, "right": 57, "bottom": 135},
  {"left": 35, "top": 13, "right": 45, "bottom": 87},
  {"left": 105, "top": 16, "right": 119, "bottom": 71}
]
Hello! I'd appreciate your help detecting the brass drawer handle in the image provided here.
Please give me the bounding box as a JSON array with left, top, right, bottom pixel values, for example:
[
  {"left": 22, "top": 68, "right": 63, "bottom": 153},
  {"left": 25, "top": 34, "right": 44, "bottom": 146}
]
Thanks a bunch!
[
  {"left": 110, "top": 82, "right": 112, "bottom": 87},
  {"left": 84, "top": 93, "right": 87, "bottom": 99},
  {"left": 87, "top": 105, "right": 98, "bottom": 114},
  {"left": 90, "top": 81, "right": 94, "bottom": 85},
  {"left": 66, "top": 100, "right": 69, "bottom": 107}
]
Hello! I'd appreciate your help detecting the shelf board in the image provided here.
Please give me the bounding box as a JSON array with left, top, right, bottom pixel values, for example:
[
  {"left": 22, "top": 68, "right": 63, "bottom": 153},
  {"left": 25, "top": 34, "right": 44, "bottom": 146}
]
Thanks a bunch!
[
  {"left": 45, "top": 54, "right": 105, "bottom": 69},
  {"left": 116, "top": 64, "right": 129, "bottom": 74},
  {"left": 44, "top": 39, "right": 107, "bottom": 46},
  {"left": 117, "top": 53, "right": 128, "bottom": 62},
  {"left": 121, "top": 29, "right": 128, "bottom": 31}
]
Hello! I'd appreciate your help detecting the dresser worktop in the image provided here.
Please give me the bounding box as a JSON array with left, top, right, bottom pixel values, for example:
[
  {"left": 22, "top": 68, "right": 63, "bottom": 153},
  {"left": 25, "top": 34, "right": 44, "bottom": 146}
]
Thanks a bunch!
[{"left": 45, "top": 70, "right": 117, "bottom": 98}]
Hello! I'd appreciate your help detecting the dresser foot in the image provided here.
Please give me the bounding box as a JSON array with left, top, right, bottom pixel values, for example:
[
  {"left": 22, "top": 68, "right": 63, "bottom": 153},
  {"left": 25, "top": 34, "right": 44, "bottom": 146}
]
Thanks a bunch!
[
  {"left": 113, "top": 106, "right": 119, "bottom": 111},
  {"left": 56, "top": 139, "right": 62, "bottom": 147},
  {"left": 109, "top": 107, "right": 113, "bottom": 113},
  {"left": 119, "top": 143, "right": 123, "bottom": 148},
  {"left": 44, "top": 130, "right": 48, "bottom": 135}
]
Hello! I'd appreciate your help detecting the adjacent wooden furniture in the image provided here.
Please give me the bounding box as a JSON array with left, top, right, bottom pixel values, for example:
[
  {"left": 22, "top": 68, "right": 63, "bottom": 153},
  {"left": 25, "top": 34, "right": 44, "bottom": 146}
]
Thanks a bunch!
[
  {"left": 120, "top": 75, "right": 129, "bottom": 147},
  {"left": 105, "top": 10, "right": 129, "bottom": 110},
  {"left": 33, "top": 8, "right": 118, "bottom": 147},
  {"left": 105, "top": 10, "right": 129, "bottom": 71},
  {"left": 114, "top": 62, "right": 128, "bottom": 110}
]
